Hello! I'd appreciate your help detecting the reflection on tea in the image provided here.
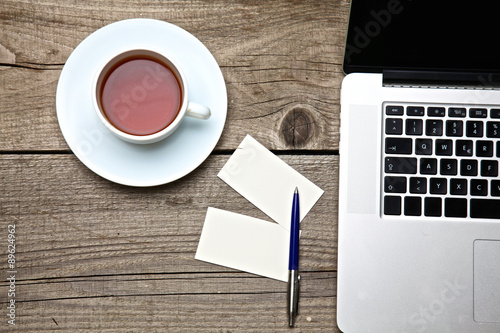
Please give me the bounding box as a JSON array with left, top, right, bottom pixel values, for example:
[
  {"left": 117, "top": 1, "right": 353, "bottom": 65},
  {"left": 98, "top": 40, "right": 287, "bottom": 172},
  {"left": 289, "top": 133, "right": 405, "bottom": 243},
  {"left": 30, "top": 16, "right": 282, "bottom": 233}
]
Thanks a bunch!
[{"left": 100, "top": 57, "right": 182, "bottom": 136}]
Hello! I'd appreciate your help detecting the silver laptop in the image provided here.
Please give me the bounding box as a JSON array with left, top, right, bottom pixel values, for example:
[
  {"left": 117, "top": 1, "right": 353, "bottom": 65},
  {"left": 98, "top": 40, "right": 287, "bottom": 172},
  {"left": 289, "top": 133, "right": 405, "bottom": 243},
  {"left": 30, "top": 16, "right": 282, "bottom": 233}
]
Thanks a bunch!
[{"left": 338, "top": 1, "right": 500, "bottom": 332}]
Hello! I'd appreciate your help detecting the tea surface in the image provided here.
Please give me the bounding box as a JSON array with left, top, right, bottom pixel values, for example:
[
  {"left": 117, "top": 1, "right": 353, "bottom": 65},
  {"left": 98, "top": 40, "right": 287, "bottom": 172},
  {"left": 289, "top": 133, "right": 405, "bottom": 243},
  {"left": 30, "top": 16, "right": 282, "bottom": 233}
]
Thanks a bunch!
[{"left": 101, "top": 58, "right": 182, "bottom": 136}]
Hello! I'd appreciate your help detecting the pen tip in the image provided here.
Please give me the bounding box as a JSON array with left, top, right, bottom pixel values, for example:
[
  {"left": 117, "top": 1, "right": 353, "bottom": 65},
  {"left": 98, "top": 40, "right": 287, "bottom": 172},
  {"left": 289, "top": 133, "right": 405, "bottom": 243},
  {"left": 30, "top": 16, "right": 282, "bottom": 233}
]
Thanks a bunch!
[{"left": 294, "top": 187, "right": 298, "bottom": 194}]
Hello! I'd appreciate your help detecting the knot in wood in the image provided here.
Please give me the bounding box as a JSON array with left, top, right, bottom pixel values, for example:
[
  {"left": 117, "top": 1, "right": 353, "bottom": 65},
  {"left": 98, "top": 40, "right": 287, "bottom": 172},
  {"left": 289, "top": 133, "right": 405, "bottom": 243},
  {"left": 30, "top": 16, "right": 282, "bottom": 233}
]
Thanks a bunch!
[{"left": 280, "top": 108, "right": 314, "bottom": 148}]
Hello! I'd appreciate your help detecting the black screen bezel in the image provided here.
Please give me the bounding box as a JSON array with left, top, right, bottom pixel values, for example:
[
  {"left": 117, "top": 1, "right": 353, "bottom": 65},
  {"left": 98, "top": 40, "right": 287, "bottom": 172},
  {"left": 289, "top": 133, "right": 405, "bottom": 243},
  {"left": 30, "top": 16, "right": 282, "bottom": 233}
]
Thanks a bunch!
[{"left": 343, "top": 0, "right": 500, "bottom": 76}]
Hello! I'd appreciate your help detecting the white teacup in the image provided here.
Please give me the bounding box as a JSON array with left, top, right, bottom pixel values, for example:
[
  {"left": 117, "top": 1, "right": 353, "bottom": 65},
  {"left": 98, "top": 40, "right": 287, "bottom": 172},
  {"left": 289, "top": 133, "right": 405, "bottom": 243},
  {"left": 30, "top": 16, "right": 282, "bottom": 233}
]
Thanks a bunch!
[{"left": 91, "top": 46, "right": 210, "bottom": 144}]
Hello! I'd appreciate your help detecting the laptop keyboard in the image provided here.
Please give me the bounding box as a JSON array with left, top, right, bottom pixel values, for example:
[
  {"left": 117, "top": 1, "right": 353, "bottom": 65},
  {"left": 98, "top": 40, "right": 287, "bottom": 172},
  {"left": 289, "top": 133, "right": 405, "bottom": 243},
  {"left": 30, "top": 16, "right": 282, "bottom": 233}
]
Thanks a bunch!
[{"left": 382, "top": 103, "right": 500, "bottom": 219}]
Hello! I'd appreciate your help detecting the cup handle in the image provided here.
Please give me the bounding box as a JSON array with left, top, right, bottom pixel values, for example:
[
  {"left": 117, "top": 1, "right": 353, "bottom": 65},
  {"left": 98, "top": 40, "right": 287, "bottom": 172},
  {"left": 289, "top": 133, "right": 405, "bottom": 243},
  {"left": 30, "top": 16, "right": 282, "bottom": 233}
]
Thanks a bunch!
[{"left": 186, "top": 102, "right": 211, "bottom": 120}]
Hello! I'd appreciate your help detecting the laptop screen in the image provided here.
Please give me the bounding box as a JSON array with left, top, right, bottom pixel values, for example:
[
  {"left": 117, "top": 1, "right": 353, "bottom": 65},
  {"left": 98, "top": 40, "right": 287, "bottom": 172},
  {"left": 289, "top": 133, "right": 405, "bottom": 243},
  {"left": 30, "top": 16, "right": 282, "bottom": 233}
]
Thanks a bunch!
[{"left": 344, "top": 0, "right": 500, "bottom": 75}]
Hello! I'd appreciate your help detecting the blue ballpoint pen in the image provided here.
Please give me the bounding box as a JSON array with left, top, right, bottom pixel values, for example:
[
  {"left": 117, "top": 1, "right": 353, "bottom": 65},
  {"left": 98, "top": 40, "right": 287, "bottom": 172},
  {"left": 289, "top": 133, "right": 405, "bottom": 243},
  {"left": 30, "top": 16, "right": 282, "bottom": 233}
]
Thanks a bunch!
[{"left": 288, "top": 187, "right": 300, "bottom": 327}]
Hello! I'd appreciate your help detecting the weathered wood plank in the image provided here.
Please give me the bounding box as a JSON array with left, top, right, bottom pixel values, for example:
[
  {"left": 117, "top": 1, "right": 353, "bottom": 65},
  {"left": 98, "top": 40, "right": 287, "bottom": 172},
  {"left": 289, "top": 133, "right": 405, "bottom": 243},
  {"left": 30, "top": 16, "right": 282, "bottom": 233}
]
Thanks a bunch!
[
  {"left": 0, "top": 154, "right": 338, "bottom": 330},
  {"left": 0, "top": 0, "right": 348, "bottom": 151},
  {"left": 0, "top": 154, "right": 337, "bottom": 276},
  {"left": 14, "top": 285, "right": 337, "bottom": 332}
]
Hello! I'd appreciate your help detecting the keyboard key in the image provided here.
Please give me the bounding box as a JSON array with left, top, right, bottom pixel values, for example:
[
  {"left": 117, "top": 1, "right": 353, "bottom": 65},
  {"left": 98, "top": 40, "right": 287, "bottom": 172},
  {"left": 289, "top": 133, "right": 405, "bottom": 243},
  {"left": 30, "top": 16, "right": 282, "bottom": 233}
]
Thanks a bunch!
[
  {"left": 486, "top": 121, "right": 500, "bottom": 138},
  {"left": 430, "top": 178, "right": 447, "bottom": 194},
  {"left": 424, "top": 197, "right": 442, "bottom": 217},
  {"left": 481, "top": 160, "right": 498, "bottom": 177},
  {"left": 407, "top": 106, "right": 424, "bottom": 116},
  {"left": 445, "top": 198, "right": 467, "bottom": 217},
  {"left": 385, "top": 157, "right": 417, "bottom": 174},
  {"left": 435, "top": 139, "right": 453, "bottom": 156},
  {"left": 491, "top": 109, "right": 500, "bottom": 118},
  {"left": 420, "top": 158, "right": 437, "bottom": 175},
  {"left": 469, "top": 108, "right": 488, "bottom": 118},
  {"left": 428, "top": 107, "right": 445, "bottom": 117},
  {"left": 466, "top": 121, "right": 483, "bottom": 137},
  {"left": 409, "top": 177, "right": 427, "bottom": 194},
  {"left": 471, "top": 179, "right": 488, "bottom": 196},
  {"left": 476, "top": 141, "right": 493, "bottom": 157},
  {"left": 497, "top": 142, "right": 500, "bottom": 157},
  {"left": 446, "top": 120, "right": 463, "bottom": 137},
  {"left": 404, "top": 197, "right": 421, "bottom": 216},
  {"left": 426, "top": 120, "right": 443, "bottom": 136},
  {"left": 385, "top": 138, "right": 412, "bottom": 154},
  {"left": 415, "top": 139, "right": 432, "bottom": 155},
  {"left": 440, "top": 159, "right": 457, "bottom": 175},
  {"left": 386, "top": 105, "right": 404, "bottom": 115},
  {"left": 461, "top": 159, "right": 478, "bottom": 176},
  {"left": 406, "top": 119, "right": 423, "bottom": 135},
  {"left": 456, "top": 140, "right": 473, "bottom": 156},
  {"left": 470, "top": 199, "right": 500, "bottom": 219},
  {"left": 450, "top": 178, "right": 467, "bottom": 195},
  {"left": 449, "top": 107, "right": 467, "bottom": 117},
  {"left": 491, "top": 180, "right": 500, "bottom": 196},
  {"left": 384, "top": 196, "right": 401, "bottom": 215},
  {"left": 384, "top": 176, "right": 407, "bottom": 193},
  {"left": 386, "top": 118, "right": 403, "bottom": 135}
]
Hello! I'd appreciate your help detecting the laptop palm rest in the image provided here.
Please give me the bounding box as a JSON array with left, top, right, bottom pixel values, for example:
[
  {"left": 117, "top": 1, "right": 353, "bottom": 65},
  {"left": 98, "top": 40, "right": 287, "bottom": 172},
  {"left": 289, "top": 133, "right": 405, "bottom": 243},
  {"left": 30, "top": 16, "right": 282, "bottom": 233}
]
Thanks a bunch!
[{"left": 474, "top": 240, "right": 500, "bottom": 323}]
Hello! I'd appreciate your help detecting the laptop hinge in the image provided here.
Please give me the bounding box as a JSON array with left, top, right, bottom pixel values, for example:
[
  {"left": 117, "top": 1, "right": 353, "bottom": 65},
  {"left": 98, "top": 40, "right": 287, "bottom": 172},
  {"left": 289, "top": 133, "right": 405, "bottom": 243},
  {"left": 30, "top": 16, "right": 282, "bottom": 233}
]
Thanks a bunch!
[{"left": 383, "top": 70, "right": 500, "bottom": 89}]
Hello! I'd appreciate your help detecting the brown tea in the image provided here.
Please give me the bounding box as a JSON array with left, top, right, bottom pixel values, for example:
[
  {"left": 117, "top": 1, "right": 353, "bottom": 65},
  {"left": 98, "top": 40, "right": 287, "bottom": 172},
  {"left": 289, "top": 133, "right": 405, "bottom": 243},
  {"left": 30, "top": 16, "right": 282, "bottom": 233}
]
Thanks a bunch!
[{"left": 99, "top": 56, "right": 182, "bottom": 136}]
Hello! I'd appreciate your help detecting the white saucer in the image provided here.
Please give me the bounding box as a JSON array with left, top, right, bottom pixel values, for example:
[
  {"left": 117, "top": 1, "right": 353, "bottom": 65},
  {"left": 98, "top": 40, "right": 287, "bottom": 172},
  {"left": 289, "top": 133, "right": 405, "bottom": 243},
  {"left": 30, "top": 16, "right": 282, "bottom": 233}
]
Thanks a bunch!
[{"left": 56, "top": 19, "right": 227, "bottom": 186}]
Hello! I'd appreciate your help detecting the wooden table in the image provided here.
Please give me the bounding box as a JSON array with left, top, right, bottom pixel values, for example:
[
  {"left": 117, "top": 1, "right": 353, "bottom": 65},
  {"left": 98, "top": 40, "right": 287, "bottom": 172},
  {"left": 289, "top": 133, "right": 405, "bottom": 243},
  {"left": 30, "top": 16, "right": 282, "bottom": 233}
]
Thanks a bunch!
[{"left": 0, "top": 1, "right": 348, "bottom": 331}]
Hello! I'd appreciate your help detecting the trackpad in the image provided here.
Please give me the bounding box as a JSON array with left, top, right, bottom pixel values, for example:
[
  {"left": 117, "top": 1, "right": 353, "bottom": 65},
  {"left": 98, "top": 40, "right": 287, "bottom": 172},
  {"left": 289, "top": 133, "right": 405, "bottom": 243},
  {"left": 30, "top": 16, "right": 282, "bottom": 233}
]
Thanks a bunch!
[{"left": 474, "top": 240, "right": 500, "bottom": 323}]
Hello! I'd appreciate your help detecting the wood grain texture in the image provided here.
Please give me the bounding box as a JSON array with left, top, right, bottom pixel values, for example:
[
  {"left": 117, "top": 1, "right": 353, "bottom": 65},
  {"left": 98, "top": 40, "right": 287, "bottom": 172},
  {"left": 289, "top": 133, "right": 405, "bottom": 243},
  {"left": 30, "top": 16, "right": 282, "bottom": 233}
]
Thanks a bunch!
[
  {"left": 0, "top": 154, "right": 339, "bottom": 331},
  {"left": 0, "top": 0, "right": 348, "bottom": 151},
  {"left": 1, "top": 0, "right": 345, "bottom": 331}
]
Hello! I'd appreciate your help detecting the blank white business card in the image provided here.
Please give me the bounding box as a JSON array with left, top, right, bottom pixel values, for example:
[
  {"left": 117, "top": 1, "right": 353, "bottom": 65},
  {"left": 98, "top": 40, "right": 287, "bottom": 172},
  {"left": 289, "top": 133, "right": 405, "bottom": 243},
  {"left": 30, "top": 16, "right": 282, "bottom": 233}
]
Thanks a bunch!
[
  {"left": 218, "top": 135, "right": 324, "bottom": 231},
  {"left": 195, "top": 207, "right": 290, "bottom": 282}
]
